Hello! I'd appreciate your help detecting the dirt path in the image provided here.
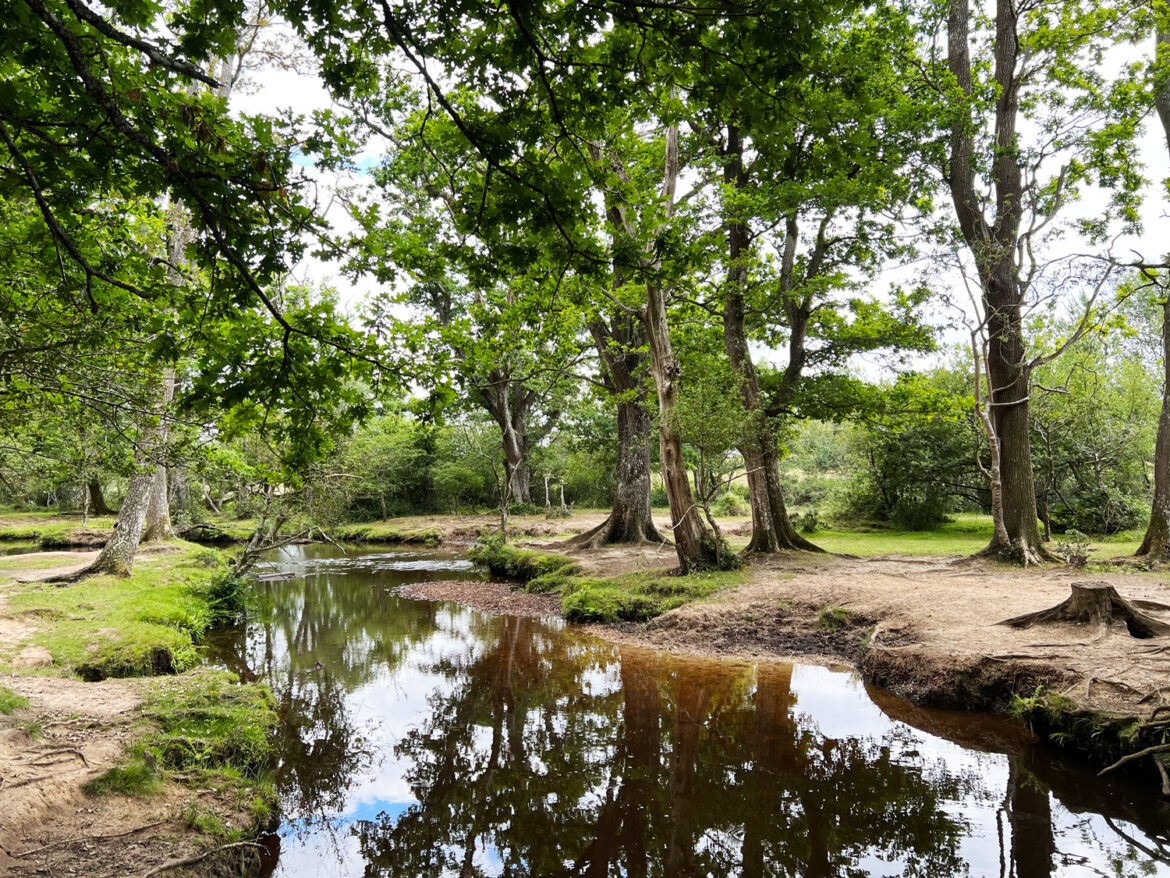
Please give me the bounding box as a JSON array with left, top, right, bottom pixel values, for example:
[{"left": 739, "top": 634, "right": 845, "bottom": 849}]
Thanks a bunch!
[{"left": 0, "top": 675, "right": 272, "bottom": 876}]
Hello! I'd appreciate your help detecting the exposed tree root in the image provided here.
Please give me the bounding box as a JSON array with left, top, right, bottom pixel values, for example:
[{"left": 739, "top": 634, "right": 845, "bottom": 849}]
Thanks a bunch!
[
  {"left": 562, "top": 514, "right": 666, "bottom": 551},
  {"left": 1000, "top": 582, "right": 1170, "bottom": 639},
  {"left": 976, "top": 536, "right": 1059, "bottom": 566},
  {"left": 141, "top": 840, "right": 263, "bottom": 876},
  {"left": 1098, "top": 743, "right": 1170, "bottom": 777}
]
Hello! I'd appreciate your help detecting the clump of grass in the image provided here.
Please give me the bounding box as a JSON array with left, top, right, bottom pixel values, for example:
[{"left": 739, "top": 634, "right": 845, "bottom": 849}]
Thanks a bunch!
[
  {"left": 561, "top": 568, "right": 746, "bottom": 623},
  {"left": 0, "top": 685, "right": 28, "bottom": 714},
  {"left": 815, "top": 606, "right": 856, "bottom": 632},
  {"left": 83, "top": 758, "right": 163, "bottom": 797},
  {"left": 470, "top": 534, "right": 580, "bottom": 581},
  {"left": 142, "top": 668, "right": 276, "bottom": 777}
]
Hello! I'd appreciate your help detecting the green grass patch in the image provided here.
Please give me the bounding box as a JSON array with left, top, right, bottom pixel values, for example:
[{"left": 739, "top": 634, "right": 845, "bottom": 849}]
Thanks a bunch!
[
  {"left": 469, "top": 534, "right": 581, "bottom": 580},
  {"left": 85, "top": 669, "right": 278, "bottom": 827},
  {"left": 804, "top": 514, "right": 1143, "bottom": 559},
  {"left": 332, "top": 524, "right": 444, "bottom": 545},
  {"left": 815, "top": 605, "right": 856, "bottom": 632},
  {"left": 0, "top": 685, "right": 28, "bottom": 714},
  {"left": 0, "top": 513, "right": 116, "bottom": 544},
  {"left": 83, "top": 759, "right": 163, "bottom": 797},
  {"left": 5, "top": 542, "right": 241, "bottom": 680},
  {"left": 560, "top": 568, "right": 747, "bottom": 623}
]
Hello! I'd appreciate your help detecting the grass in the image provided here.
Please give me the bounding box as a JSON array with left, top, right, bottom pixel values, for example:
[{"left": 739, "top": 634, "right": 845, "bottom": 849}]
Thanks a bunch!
[
  {"left": 331, "top": 522, "right": 444, "bottom": 545},
  {"left": 470, "top": 534, "right": 582, "bottom": 580},
  {"left": 0, "top": 512, "right": 116, "bottom": 544},
  {"left": 559, "top": 567, "right": 748, "bottom": 623},
  {"left": 2, "top": 542, "right": 241, "bottom": 680},
  {"left": 85, "top": 669, "right": 279, "bottom": 830},
  {"left": 793, "top": 514, "right": 1144, "bottom": 559},
  {"left": 0, "top": 685, "right": 28, "bottom": 714}
]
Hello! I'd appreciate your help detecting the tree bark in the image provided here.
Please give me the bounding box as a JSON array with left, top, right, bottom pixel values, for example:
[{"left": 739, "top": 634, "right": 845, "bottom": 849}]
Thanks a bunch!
[
  {"left": 480, "top": 376, "right": 534, "bottom": 505},
  {"left": 567, "top": 317, "right": 663, "bottom": 548},
  {"left": 87, "top": 469, "right": 154, "bottom": 576},
  {"left": 1000, "top": 581, "right": 1170, "bottom": 637},
  {"left": 1139, "top": 28, "right": 1170, "bottom": 559},
  {"left": 645, "top": 273, "right": 720, "bottom": 571},
  {"left": 947, "top": 0, "right": 1048, "bottom": 563},
  {"left": 88, "top": 478, "right": 112, "bottom": 515},
  {"left": 721, "top": 131, "right": 819, "bottom": 553},
  {"left": 142, "top": 368, "right": 176, "bottom": 542}
]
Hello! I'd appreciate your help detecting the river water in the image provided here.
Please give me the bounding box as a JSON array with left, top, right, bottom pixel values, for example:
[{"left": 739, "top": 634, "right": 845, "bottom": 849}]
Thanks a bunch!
[{"left": 206, "top": 544, "right": 1170, "bottom": 877}]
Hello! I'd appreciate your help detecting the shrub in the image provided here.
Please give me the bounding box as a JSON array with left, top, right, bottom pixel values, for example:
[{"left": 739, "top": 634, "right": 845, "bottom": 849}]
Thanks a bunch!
[{"left": 712, "top": 493, "right": 749, "bottom": 517}]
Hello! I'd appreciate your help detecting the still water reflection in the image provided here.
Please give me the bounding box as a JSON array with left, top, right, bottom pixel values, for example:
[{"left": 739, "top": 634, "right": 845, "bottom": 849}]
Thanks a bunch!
[{"left": 206, "top": 544, "right": 1170, "bottom": 877}]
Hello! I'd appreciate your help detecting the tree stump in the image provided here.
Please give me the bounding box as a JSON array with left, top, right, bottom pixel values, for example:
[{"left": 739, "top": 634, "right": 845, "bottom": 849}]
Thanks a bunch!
[{"left": 1000, "top": 582, "right": 1170, "bottom": 639}]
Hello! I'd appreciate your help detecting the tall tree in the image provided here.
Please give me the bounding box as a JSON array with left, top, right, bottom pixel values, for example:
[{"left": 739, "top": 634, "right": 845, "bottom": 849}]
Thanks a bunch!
[
  {"left": 1138, "top": 20, "right": 1170, "bottom": 560},
  {"left": 943, "top": 0, "right": 1145, "bottom": 563}
]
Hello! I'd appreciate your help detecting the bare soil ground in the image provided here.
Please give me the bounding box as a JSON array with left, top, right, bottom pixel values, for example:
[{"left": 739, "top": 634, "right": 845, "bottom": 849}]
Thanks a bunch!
[
  {"left": 0, "top": 676, "right": 270, "bottom": 877},
  {"left": 0, "top": 550, "right": 272, "bottom": 877}
]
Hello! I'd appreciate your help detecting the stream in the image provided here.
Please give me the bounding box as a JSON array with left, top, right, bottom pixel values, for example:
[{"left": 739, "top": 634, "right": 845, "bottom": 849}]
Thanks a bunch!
[{"left": 206, "top": 543, "right": 1170, "bottom": 877}]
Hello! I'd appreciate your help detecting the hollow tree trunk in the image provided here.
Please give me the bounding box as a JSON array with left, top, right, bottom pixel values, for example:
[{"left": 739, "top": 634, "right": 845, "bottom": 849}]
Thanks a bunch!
[
  {"left": 1139, "top": 35, "right": 1170, "bottom": 559},
  {"left": 722, "top": 123, "right": 821, "bottom": 554},
  {"left": 88, "top": 478, "right": 112, "bottom": 515},
  {"left": 88, "top": 469, "right": 154, "bottom": 576}
]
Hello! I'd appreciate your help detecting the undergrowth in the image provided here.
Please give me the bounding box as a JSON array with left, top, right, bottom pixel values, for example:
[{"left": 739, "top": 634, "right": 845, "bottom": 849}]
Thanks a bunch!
[{"left": 1010, "top": 687, "right": 1144, "bottom": 761}]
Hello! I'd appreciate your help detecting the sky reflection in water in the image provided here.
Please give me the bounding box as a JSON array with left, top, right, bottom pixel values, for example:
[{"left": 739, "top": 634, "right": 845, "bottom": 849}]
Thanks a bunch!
[{"left": 206, "top": 544, "right": 1170, "bottom": 878}]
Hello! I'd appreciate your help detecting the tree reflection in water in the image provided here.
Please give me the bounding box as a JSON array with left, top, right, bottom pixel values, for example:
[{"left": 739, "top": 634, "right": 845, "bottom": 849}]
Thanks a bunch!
[{"left": 206, "top": 546, "right": 1170, "bottom": 878}]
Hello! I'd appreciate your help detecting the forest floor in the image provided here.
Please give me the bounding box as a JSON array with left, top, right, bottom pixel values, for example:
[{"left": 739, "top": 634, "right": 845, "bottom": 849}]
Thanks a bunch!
[{"left": 0, "top": 540, "right": 277, "bottom": 877}]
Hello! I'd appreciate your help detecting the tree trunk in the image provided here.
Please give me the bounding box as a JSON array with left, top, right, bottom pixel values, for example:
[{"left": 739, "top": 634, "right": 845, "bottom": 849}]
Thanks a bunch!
[
  {"left": 645, "top": 275, "right": 720, "bottom": 572},
  {"left": 720, "top": 125, "right": 821, "bottom": 554},
  {"left": 1139, "top": 34, "right": 1170, "bottom": 559},
  {"left": 88, "top": 469, "right": 154, "bottom": 576},
  {"left": 88, "top": 478, "right": 112, "bottom": 515},
  {"left": 142, "top": 368, "right": 176, "bottom": 542},
  {"left": 566, "top": 396, "right": 663, "bottom": 548},
  {"left": 948, "top": 0, "right": 1048, "bottom": 564}
]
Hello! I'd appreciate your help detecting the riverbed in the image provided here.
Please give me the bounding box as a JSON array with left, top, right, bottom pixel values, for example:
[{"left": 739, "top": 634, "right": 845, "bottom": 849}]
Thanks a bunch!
[{"left": 207, "top": 544, "right": 1170, "bottom": 877}]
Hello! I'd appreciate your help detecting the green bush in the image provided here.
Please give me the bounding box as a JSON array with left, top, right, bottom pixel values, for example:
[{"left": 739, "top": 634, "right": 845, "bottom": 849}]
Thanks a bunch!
[{"left": 712, "top": 493, "right": 749, "bottom": 517}]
